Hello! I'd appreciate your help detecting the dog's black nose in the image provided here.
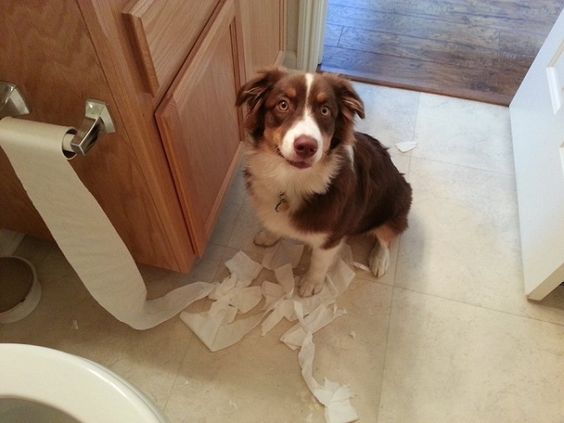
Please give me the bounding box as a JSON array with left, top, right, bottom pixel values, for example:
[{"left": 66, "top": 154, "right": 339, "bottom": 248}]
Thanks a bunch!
[{"left": 294, "top": 136, "right": 318, "bottom": 159}]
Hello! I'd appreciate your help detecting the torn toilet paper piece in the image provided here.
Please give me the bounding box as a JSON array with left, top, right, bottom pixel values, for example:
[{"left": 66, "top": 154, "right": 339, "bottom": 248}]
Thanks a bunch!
[
  {"left": 260, "top": 258, "right": 355, "bottom": 337},
  {"left": 262, "top": 239, "right": 305, "bottom": 270},
  {"left": 351, "top": 262, "right": 371, "bottom": 272},
  {"left": 261, "top": 280, "right": 286, "bottom": 310},
  {"left": 326, "top": 259, "right": 356, "bottom": 297},
  {"left": 225, "top": 251, "right": 262, "bottom": 284},
  {"left": 180, "top": 309, "right": 263, "bottom": 352},
  {"left": 208, "top": 273, "right": 263, "bottom": 314},
  {"left": 180, "top": 249, "right": 359, "bottom": 422},
  {"left": 180, "top": 252, "right": 265, "bottom": 351},
  {"left": 274, "top": 264, "right": 295, "bottom": 294},
  {"left": 395, "top": 141, "right": 417, "bottom": 153},
  {"left": 296, "top": 316, "right": 358, "bottom": 423},
  {"left": 260, "top": 264, "right": 296, "bottom": 335},
  {"left": 281, "top": 303, "right": 345, "bottom": 350}
]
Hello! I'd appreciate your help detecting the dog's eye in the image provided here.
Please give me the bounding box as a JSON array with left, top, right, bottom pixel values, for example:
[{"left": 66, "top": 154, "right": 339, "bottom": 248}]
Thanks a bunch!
[
  {"left": 320, "top": 105, "right": 331, "bottom": 116},
  {"left": 277, "top": 100, "right": 289, "bottom": 112}
]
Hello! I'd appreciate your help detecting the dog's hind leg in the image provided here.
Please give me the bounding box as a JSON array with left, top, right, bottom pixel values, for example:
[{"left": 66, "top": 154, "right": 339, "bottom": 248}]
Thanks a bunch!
[
  {"left": 369, "top": 217, "right": 406, "bottom": 278},
  {"left": 369, "top": 237, "right": 391, "bottom": 278}
]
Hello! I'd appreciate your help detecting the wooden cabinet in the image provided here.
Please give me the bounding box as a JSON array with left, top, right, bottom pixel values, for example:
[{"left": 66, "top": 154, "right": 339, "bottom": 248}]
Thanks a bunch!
[
  {"left": 156, "top": 1, "right": 243, "bottom": 255},
  {"left": 0, "top": 0, "right": 285, "bottom": 272},
  {"left": 123, "top": 0, "right": 219, "bottom": 96},
  {"left": 239, "top": 0, "right": 287, "bottom": 79}
]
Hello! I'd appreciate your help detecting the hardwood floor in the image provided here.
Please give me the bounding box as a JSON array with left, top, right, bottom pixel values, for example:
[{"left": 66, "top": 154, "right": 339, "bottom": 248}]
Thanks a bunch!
[{"left": 320, "top": 0, "right": 564, "bottom": 105}]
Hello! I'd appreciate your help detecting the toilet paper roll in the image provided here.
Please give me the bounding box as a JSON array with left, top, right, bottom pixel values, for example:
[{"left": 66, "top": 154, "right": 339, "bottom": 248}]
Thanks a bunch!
[{"left": 0, "top": 117, "right": 213, "bottom": 329}]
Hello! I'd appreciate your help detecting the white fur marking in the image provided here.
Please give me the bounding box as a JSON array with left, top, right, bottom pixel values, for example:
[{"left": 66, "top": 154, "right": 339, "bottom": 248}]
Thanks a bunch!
[
  {"left": 369, "top": 244, "right": 390, "bottom": 278},
  {"left": 299, "top": 241, "right": 343, "bottom": 297},
  {"left": 305, "top": 73, "right": 314, "bottom": 97},
  {"left": 280, "top": 73, "right": 323, "bottom": 163}
]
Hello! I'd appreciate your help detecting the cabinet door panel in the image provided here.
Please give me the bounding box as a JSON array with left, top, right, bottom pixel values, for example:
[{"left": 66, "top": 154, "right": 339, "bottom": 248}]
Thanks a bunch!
[
  {"left": 0, "top": 0, "right": 194, "bottom": 271},
  {"left": 123, "top": 0, "right": 219, "bottom": 95},
  {"left": 156, "top": 1, "right": 242, "bottom": 255},
  {"left": 239, "top": 0, "right": 285, "bottom": 79}
]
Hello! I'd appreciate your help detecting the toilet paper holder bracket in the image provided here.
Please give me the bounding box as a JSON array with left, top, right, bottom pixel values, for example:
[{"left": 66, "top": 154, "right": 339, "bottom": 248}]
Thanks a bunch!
[
  {"left": 70, "top": 99, "right": 115, "bottom": 156},
  {"left": 0, "top": 81, "right": 114, "bottom": 157},
  {"left": 0, "top": 82, "right": 29, "bottom": 118}
]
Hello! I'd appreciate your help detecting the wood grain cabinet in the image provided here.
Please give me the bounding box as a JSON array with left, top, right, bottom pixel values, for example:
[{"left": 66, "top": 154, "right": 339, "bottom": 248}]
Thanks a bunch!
[
  {"left": 155, "top": 1, "right": 244, "bottom": 255},
  {"left": 0, "top": 0, "right": 285, "bottom": 272}
]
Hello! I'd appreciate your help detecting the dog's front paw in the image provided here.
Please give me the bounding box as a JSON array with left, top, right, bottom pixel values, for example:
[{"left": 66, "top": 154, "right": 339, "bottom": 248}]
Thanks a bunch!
[
  {"left": 369, "top": 244, "right": 390, "bottom": 278},
  {"left": 253, "top": 229, "right": 280, "bottom": 247},
  {"left": 299, "top": 276, "right": 324, "bottom": 297}
]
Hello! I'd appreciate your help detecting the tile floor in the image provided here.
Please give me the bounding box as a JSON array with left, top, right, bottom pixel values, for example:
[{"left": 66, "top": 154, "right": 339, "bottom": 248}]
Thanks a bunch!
[{"left": 2, "top": 83, "right": 564, "bottom": 422}]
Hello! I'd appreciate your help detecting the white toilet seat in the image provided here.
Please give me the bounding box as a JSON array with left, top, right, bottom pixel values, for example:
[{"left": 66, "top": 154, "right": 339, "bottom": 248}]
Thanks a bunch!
[{"left": 0, "top": 344, "right": 168, "bottom": 423}]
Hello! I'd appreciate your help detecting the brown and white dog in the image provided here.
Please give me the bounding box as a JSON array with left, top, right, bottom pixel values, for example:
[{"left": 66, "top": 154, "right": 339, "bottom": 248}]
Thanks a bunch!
[{"left": 236, "top": 69, "right": 412, "bottom": 297}]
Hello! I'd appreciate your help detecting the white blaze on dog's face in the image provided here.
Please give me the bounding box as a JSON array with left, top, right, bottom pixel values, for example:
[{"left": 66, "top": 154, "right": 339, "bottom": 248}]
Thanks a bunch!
[
  {"left": 236, "top": 70, "right": 365, "bottom": 170},
  {"left": 278, "top": 73, "right": 323, "bottom": 168}
]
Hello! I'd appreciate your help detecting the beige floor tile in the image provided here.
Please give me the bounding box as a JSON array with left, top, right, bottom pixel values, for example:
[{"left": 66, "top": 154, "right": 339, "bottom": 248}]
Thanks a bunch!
[
  {"left": 378, "top": 289, "right": 564, "bottom": 423},
  {"left": 397, "top": 157, "right": 564, "bottom": 324},
  {"left": 354, "top": 83, "right": 421, "bottom": 149},
  {"left": 164, "top": 279, "right": 392, "bottom": 423},
  {"left": 209, "top": 166, "right": 247, "bottom": 247},
  {"left": 209, "top": 197, "right": 243, "bottom": 247},
  {"left": 412, "top": 93, "right": 514, "bottom": 174},
  {"left": 223, "top": 166, "right": 247, "bottom": 209},
  {"left": 227, "top": 198, "right": 262, "bottom": 254}
]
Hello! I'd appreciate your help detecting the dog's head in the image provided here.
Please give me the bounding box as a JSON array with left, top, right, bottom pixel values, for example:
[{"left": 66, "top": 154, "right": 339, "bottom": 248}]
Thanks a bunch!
[{"left": 236, "top": 69, "right": 364, "bottom": 170}]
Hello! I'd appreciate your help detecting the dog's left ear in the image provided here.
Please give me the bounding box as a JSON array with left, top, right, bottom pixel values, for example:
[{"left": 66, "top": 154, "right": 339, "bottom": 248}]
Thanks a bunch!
[{"left": 325, "top": 74, "right": 365, "bottom": 121}]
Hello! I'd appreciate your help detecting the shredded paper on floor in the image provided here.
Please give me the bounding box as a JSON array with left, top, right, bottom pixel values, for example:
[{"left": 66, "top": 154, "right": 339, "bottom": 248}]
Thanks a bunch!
[{"left": 180, "top": 243, "right": 360, "bottom": 423}]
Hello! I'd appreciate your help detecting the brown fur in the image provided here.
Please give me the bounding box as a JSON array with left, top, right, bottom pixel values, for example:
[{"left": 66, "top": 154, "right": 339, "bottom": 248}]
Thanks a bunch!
[
  {"left": 293, "top": 132, "right": 412, "bottom": 247},
  {"left": 237, "top": 69, "right": 412, "bottom": 250}
]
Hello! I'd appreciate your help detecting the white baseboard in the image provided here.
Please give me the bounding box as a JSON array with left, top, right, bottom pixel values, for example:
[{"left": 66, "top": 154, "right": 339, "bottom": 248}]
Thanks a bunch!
[{"left": 0, "top": 229, "right": 24, "bottom": 256}]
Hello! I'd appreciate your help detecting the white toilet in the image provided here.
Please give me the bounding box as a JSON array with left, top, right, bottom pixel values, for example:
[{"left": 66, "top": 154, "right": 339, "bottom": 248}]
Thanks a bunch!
[{"left": 0, "top": 344, "right": 168, "bottom": 422}]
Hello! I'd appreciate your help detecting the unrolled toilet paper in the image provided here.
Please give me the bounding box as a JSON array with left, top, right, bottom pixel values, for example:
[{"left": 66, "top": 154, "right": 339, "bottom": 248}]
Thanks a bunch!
[{"left": 0, "top": 117, "right": 214, "bottom": 329}]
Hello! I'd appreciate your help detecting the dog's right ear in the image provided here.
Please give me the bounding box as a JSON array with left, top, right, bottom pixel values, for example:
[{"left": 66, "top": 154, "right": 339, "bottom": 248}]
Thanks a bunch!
[
  {"left": 236, "top": 68, "right": 286, "bottom": 139},
  {"left": 236, "top": 68, "right": 286, "bottom": 108}
]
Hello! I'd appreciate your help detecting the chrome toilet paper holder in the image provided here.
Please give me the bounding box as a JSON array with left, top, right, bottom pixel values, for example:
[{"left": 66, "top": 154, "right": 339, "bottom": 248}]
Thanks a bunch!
[
  {"left": 0, "top": 81, "right": 114, "bottom": 156},
  {"left": 70, "top": 100, "right": 115, "bottom": 156}
]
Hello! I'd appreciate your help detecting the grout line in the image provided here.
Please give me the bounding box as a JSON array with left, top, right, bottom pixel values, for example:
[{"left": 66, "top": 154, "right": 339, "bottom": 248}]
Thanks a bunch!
[
  {"left": 392, "top": 284, "right": 564, "bottom": 328},
  {"left": 373, "top": 216, "right": 407, "bottom": 417},
  {"left": 161, "top": 342, "right": 192, "bottom": 413},
  {"left": 354, "top": 273, "right": 394, "bottom": 287},
  {"left": 374, "top": 268, "right": 397, "bottom": 419},
  {"left": 408, "top": 154, "right": 515, "bottom": 177}
]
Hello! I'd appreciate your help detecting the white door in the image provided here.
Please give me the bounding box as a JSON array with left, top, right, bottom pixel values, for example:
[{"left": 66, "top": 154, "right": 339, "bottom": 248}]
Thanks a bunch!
[{"left": 510, "top": 9, "right": 564, "bottom": 300}]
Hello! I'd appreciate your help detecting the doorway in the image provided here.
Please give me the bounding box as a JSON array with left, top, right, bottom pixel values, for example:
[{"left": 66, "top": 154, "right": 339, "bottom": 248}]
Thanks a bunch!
[{"left": 318, "top": 0, "right": 564, "bottom": 105}]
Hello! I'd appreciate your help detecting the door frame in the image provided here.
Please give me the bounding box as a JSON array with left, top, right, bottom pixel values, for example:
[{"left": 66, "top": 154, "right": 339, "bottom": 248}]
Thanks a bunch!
[{"left": 296, "top": 0, "right": 328, "bottom": 72}]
